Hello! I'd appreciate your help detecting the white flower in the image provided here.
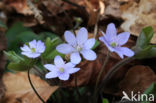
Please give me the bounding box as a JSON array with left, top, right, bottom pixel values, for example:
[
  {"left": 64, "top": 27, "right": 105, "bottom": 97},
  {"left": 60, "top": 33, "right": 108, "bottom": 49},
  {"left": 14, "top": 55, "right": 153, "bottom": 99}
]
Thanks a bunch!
[
  {"left": 44, "top": 56, "right": 80, "bottom": 81},
  {"left": 21, "top": 40, "right": 45, "bottom": 58},
  {"left": 56, "top": 27, "right": 97, "bottom": 64}
]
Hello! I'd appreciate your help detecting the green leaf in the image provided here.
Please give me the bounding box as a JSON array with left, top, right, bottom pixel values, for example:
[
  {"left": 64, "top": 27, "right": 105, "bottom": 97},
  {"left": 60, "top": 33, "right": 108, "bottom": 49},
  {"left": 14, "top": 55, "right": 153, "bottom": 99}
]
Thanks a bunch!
[
  {"left": 42, "top": 37, "right": 63, "bottom": 61},
  {"left": 38, "top": 32, "right": 58, "bottom": 40},
  {"left": 5, "top": 50, "right": 36, "bottom": 71},
  {"left": 17, "top": 31, "right": 38, "bottom": 43},
  {"left": 102, "top": 98, "right": 109, "bottom": 103},
  {"left": 5, "top": 22, "right": 31, "bottom": 51},
  {"left": 4, "top": 51, "right": 24, "bottom": 63},
  {"left": 134, "top": 26, "right": 156, "bottom": 59},
  {"left": 7, "top": 57, "right": 36, "bottom": 71},
  {"left": 44, "top": 49, "right": 65, "bottom": 61},
  {"left": 8, "top": 62, "right": 30, "bottom": 71},
  {"left": 142, "top": 82, "right": 156, "bottom": 103},
  {"left": 92, "top": 40, "right": 100, "bottom": 50},
  {"left": 136, "top": 26, "right": 154, "bottom": 48}
]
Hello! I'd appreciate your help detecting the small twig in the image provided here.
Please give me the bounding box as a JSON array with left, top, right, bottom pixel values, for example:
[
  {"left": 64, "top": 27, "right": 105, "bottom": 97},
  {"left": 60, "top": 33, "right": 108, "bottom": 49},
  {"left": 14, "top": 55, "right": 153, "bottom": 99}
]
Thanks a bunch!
[
  {"left": 26, "top": 0, "right": 44, "bottom": 24},
  {"left": 93, "top": 9, "right": 101, "bottom": 38},
  {"left": 28, "top": 69, "right": 46, "bottom": 103}
]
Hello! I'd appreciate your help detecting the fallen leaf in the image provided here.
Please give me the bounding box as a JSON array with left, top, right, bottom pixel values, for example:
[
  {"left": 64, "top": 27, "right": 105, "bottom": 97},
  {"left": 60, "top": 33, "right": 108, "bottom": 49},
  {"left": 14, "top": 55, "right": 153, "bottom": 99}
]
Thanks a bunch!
[
  {"left": 120, "top": 0, "right": 156, "bottom": 44},
  {"left": 2, "top": 72, "right": 58, "bottom": 103},
  {"left": 118, "top": 65, "right": 156, "bottom": 96},
  {"left": 4, "top": 0, "right": 33, "bottom": 15}
]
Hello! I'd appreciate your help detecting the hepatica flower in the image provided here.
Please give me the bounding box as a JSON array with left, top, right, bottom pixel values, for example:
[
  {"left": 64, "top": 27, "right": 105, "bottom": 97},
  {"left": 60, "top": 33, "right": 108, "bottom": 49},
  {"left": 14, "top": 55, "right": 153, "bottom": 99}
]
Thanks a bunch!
[
  {"left": 56, "top": 27, "right": 97, "bottom": 64},
  {"left": 99, "top": 23, "right": 134, "bottom": 59},
  {"left": 21, "top": 40, "right": 45, "bottom": 58},
  {"left": 44, "top": 56, "right": 80, "bottom": 81}
]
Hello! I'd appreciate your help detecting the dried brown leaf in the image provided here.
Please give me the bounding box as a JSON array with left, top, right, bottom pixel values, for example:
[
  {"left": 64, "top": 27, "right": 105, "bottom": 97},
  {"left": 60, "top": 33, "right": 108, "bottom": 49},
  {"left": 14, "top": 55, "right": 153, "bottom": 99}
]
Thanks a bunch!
[
  {"left": 4, "top": 0, "right": 33, "bottom": 15},
  {"left": 120, "top": 0, "right": 156, "bottom": 44},
  {"left": 2, "top": 72, "right": 58, "bottom": 103},
  {"left": 118, "top": 65, "right": 156, "bottom": 96}
]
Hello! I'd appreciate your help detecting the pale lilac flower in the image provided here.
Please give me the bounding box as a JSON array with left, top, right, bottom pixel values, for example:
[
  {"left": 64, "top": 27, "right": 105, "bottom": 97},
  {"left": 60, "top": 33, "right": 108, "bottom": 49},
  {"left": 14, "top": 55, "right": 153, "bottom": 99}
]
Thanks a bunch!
[
  {"left": 99, "top": 23, "right": 134, "bottom": 59},
  {"left": 44, "top": 55, "right": 80, "bottom": 81},
  {"left": 21, "top": 40, "right": 45, "bottom": 58},
  {"left": 56, "top": 27, "right": 97, "bottom": 64}
]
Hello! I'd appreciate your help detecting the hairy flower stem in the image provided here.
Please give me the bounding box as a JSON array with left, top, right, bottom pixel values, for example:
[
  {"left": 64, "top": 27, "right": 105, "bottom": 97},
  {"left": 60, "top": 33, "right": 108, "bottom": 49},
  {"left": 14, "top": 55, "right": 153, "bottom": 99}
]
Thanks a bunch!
[
  {"left": 75, "top": 73, "right": 81, "bottom": 98},
  {"left": 93, "top": 51, "right": 110, "bottom": 102},
  {"left": 98, "top": 57, "right": 135, "bottom": 91},
  {"left": 28, "top": 69, "right": 46, "bottom": 103}
]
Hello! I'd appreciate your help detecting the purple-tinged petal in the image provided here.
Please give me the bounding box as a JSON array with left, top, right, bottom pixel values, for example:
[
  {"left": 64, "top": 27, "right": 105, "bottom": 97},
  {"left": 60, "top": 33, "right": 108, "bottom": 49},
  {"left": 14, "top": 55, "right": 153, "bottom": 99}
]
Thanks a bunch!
[
  {"left": 114, "top": 49, "right": 124, "bottom": 59},
  {"left": 21, "top": 52, "right": 40, "bottom": 58},
  {"left": 36, "top": 40, "right": 45, "bottom": 53},
  {"left": 99, "top": 36, "right": 115, "bottom": 52},
  {"left": 54, "top": 56, "right": 65, "bottom": 67},
  {"left": 117, "top": 32, "right": 130, "bottom": 46},
  {"left": 80, "top": 49, "right": 96, "bottom": 60},
  {"left": 29, "top": 40, "right": 37, "bottom": 48},
  {"left": 118, "top": 47, "right": 134, "bottom": 57},
  {"left": 106, "top": 23, "right": 117, "bottom": 37},
  {"left": 64, "top": 62, "right": 75, "bottom": 68},
  {"left": 64, "top": 31, "right": 76, "bottom": 46},
  {"left": 45, "top": 71, "right": 58, "bottom": 79},
  {"left": 83, "top": 38, "right": 95, "bottom": 49},
  {"left": 56, "top": 43, "right": 74, "bottom": 54},
  {"left": 76, "top": 27, "right": 88, "bottom": 45},
  {"left": 66, "top": 67, "right": 80, "bottom": 74},
  {"left": 70, "top": 52, "right": 81, "bottom": 64},
  {"left": 58, "top": 73, "right": 70, "bottom": 80},
  {"left": 21, "top": 45, "right": 31, "bottom": 52},
  {"left": 44, "top": 64, "right": 56, "bottom": 71}
]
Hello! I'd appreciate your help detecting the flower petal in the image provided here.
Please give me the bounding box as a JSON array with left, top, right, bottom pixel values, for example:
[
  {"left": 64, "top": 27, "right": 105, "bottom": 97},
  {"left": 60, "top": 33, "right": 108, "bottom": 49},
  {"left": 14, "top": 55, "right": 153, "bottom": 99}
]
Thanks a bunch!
[
  {"left": 36, "top": 40, "right": 45, "bottom": 53},
  {"left": 29, "top": 40, "right": 37, "bottom": 48},
  {"left": 44, "top": 64, "right": 56, "bottom": 71},
  {"left": 64, "top": 31, "right": 76, "bottom": 46},
  {"left": 99, "top": 36, "right": 115, "bottom": 52},
  {"left": 76, "top": 27, "right": 88, "bottom": 45},
  {"left": 114, "top": 47, "right": 134, "bottom": 59},
  {"left": 66, "top": 67, "right": 80, "bottom": 74},
  {"left": 56, "top": 43, "right": 74, "bottom": 54},
  {"left": 45, "top": 71, "right": 58, "bottom": 79},
  {"left": 58, "top": 73, "right": 70, "bottom": 81},
  {"left": 114, "top": 49, "right": 124, "bottom": 59},
  {"left": 21, "top": 45, "right": 31, "bottom": 52},
  {"left": 83, "top": 38, "right": 95, "bottom": 49},
  {"left": 64, "top": 62, "right": 76, "bottom": 68},
  {"left": 21, "top": 52, "right": 40, "bottom": 58},
  {"left": 54, "top": 56, "right": 65, "bottom": 67},
  {"left": 106, "top": 23, "right": 117, "bottom": 37},
  {"left": 119, "top": 47, "right": 134, "bottom": 57},
  {"left": 70, "top": 52, "right": 81, "bottom": 64},
  {"left": 80, "top": 49, "right": 97, "bottom": 60},
  {"left": 117, "top": 32, "right": 130, "bottom": 45}
]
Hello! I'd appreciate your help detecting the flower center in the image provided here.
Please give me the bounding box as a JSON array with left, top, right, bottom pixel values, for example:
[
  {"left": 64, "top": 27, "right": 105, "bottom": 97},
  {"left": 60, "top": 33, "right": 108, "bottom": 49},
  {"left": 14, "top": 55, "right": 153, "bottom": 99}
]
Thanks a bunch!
[
  {"left": 31, "top": 48, "right": 36, "bottom": 53},
  {"left": 111, "top": 42, "right": 117, "bottom": 47},
  {"left": 76, "top": 45, "right": 82, "bottom": 52},
  {"left": 59, "top": 68, "right": 65, "bottom": 73}
]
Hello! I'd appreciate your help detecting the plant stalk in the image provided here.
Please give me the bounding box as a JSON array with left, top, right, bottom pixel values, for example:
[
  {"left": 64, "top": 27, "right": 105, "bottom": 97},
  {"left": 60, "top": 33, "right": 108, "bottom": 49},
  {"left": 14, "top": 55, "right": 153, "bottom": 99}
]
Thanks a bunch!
[
  {"left": 98, "top": 57, "right": 135, "bottom": 91},
  {"left": 28, "top": 69, "right": 46, "bottom": 103},
  {"left": 93, "top": 51, "right": 110, "bottom": 102}
]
